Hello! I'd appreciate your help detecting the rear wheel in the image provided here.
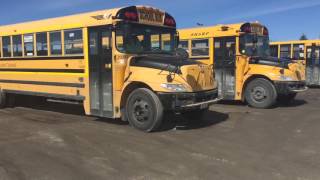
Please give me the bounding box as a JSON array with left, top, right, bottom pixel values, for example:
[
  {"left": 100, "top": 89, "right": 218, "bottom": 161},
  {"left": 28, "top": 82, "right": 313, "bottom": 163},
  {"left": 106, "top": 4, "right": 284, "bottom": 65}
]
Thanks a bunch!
[
  {"left": 125, "top": 88, "right": 164, "bottom": 132},
  {"left": 278, "top": 93, "right": 297, "bottom": 104},
  {"left": 245, "top": 78, "right": 277, "bottom": 109}
]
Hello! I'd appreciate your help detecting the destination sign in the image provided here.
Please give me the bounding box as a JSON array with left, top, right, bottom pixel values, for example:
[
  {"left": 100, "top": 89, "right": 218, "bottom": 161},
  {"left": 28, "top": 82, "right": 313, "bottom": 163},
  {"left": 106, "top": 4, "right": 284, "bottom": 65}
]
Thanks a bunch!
[
  {"left": 137, "top": 7, "right": 164, "bottom": 25},
  {"left": 250, "top": 24, "right": 264, "bottom": 35}
]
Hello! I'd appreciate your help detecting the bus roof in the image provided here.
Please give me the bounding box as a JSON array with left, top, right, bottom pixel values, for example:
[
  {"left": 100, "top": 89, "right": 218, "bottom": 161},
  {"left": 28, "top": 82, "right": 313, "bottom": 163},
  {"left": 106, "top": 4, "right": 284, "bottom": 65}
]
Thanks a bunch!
[
  {"left": 0, "top": 5, "right": 171, "bottom": 36},
  {"left": 178, "top": 22, "right": 264, "bottom": 39},
  {"left": 270, "top": 39, "right": 320, "bottom": 45}
]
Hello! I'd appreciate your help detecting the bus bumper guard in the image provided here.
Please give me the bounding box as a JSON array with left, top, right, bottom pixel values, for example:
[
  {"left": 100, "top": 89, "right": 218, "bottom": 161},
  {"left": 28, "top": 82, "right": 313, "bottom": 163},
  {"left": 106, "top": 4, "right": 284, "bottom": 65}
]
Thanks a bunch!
[
  {"left": 274, "top": 81, "right": 308, "bottom": 94},
  {"left": 158, "top": 89, "right": 220, "bottom": 111}
]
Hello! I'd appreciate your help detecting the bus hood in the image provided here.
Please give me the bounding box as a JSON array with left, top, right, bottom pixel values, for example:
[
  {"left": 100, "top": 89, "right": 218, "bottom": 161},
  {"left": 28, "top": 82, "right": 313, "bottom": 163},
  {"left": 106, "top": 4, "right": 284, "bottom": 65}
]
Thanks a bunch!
[
  {"left": 250, "top": 56, "right": 290, "bottom": 69},
  {"left": 179, "top": 64, "right": 216, "bottom": 91},
  {"left": 130, "top": 55, "right": 197, "bottom": 74},
  {"left": 250, "top": 56, "right": 305, "bottom": 81},
  {"left": 130, "top": 55, "right": 216, "bottom": 91},
  {"left": 288, "top": 61, "right": 306, "bottom": 81}
]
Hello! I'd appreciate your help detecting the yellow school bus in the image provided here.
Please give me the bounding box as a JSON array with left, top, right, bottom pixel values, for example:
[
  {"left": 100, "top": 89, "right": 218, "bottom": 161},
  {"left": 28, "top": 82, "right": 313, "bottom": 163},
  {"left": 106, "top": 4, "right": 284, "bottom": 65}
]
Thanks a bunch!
[
  {"left": 179, "top": 22, "right": 307, "bottom": 108},
  {"left": 271, "top": 40, "right": 320, "bottom": 86},
  {"left": 0, "top": 6, "right": 219, "bottom": 132}
]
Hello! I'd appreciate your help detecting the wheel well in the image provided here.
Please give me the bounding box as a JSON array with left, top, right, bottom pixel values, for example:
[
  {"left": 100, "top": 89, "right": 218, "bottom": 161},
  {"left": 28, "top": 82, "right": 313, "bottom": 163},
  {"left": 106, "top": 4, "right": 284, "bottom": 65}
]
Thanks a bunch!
[
  {"left": 242, "top": 75, "right": 274, "bottom": 101},
  {"left": 120, "top": 82, "right": 152, "bottom": 109}
]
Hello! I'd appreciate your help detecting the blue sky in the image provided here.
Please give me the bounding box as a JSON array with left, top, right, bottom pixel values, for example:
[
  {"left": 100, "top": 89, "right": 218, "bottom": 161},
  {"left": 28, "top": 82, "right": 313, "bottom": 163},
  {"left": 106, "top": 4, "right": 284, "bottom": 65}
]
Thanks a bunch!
[{"left": 0, "top": 0, "right": 319, "bottom": 41}]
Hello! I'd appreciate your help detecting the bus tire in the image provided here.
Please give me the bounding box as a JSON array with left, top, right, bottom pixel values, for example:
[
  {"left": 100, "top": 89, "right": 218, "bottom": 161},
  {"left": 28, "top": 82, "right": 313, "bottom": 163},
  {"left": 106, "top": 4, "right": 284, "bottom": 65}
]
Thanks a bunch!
[
  {"left": 278, "top": 93, "right": 297, "bottom": 104},
  {"left": 125, "top": 88, "right": 163, "bottom": 132},
  {"left": 0, "top": 89, "right": 6, "bottom": 108},
  {"left": 245, "top": 78, "right": 277, "bottom": 109}
]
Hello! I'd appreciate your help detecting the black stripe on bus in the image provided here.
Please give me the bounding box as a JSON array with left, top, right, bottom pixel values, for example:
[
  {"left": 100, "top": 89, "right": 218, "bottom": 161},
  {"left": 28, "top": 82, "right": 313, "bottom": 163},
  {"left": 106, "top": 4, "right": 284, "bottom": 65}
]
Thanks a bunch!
[
  {"left": 4, "top": 90, "right": 85, "bottom": 101},
  {"left": 0, "top": 79, "right": 85, "bottom": 88},
  {"left": 189, "top": 57, "right": 210, "bottom": 61},
  {"left": 0, "top": 56, "right": 84, "bottom": 61},
  {"left": 0, "top": 69, "right": 85, "bottom": 73}
]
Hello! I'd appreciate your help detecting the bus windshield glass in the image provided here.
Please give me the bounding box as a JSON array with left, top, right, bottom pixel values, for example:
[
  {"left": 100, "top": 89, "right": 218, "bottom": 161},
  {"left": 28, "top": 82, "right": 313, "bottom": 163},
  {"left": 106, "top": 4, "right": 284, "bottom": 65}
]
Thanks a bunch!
[
  {"left": 116, "top": 22, "right": 176, "bottom": 54},
  {"left": 240, "top": 34, "right": 270, "bottom": 57}
]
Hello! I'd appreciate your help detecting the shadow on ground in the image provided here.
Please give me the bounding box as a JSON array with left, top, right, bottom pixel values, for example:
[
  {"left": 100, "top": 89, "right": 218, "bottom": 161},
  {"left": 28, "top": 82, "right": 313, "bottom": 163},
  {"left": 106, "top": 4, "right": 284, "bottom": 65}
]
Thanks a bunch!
[
  {"left": 10, "top": 95, "right": 228, "bottom": 132},
  {"left": 12, "top": 95, "right": 86, "bottom": 116},
  {"left": 218, "top": 100, "right": 249, "bottom": 107},
  {"left": 276, "top": 99, "right": 308, "bottom": 108},
  {"left": 218, "top": 99, "right": 307, "bottom": 109},
  {"left": 159, "top": 110, "right": 229, "bottom": 132}
]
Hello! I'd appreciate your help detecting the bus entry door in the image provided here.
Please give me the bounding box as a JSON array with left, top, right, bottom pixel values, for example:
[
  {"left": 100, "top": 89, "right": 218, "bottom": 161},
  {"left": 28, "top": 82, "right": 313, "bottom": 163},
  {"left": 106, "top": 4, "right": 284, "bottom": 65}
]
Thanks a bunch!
[
  {"left": 214, "top": 37, "right": 236, "bottom": 100},
  {"left": 89, "top": 26, "right": 113, "bottom": 117},
  {"left": 306, "top": 46, "right": 320, "bottom": 86}
]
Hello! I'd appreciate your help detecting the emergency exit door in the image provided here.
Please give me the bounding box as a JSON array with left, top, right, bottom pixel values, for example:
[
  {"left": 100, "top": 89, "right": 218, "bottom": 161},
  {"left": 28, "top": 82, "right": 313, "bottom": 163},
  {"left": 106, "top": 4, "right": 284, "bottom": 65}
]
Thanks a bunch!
[
  {"left": 306, "top": 46, "right": 320, "bottom": 86},
  {"left": 88, "top": 26, "right": 113, "bottom": 117}
]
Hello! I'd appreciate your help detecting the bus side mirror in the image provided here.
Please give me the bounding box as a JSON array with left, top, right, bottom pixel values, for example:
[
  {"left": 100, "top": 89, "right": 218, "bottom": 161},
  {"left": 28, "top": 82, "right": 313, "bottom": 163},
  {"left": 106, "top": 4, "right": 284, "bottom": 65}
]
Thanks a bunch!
[{"left": 176, "top": 48, "right": 189, "bottom": 59}]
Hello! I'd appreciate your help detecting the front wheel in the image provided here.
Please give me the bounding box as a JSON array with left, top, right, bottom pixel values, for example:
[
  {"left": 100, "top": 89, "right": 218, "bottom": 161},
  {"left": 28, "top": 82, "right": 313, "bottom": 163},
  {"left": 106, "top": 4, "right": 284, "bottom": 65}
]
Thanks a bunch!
[
  {"left": 125, "top": 88, "right": 164, "bottom": 132},
  {"left": 245, "top": 78, "right": 277, "bottom": 109}
]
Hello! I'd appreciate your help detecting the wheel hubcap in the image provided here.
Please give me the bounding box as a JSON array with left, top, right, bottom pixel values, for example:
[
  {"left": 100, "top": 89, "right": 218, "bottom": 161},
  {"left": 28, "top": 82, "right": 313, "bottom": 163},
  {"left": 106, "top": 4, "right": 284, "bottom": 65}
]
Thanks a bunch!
[
  {"left": 133, "top": 98, "right": 150, "bottom": 122},
  {"left": 251, "top": 86, "right": 267, "bottom": 102}
]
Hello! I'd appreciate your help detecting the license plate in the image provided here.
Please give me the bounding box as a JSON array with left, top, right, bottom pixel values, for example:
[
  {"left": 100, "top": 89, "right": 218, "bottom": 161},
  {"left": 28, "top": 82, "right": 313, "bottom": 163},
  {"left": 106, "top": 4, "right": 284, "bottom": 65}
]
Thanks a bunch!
[{"left": 200, "top": 103, "right": 209, "bottom": 109}]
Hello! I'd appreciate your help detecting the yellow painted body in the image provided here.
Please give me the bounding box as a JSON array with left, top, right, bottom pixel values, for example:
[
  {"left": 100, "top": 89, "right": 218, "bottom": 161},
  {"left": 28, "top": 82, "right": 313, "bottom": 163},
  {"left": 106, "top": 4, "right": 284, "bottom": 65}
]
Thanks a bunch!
[
  {"left": 179, "top": 23, "right": 304, "bottom": 101},
  {"left": 0, "top": 6, "right": 217, "bottom": 119}
]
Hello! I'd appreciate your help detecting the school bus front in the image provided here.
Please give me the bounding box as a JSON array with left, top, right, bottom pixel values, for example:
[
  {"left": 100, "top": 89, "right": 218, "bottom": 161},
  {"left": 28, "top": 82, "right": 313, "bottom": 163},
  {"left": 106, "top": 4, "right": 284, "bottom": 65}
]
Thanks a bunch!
[
  {"left": 271, "top": 40, "right": 320, "bottom": 86},
  {"left": 179, "top": 22, "right": 307, "bottom": 108},
  {"left": 0, "top": 6, "right": 219, "bottom": 132}
]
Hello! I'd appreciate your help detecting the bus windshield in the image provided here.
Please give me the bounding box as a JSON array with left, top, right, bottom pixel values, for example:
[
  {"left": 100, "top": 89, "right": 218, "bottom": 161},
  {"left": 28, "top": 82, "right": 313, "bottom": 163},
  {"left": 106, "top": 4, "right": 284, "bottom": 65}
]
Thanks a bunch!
[
  {"left": 240, "top": 34, "right": 270, "bottom": 57},
  {"left": 115, "top": 22, "right": 176, "bottom": 54}
]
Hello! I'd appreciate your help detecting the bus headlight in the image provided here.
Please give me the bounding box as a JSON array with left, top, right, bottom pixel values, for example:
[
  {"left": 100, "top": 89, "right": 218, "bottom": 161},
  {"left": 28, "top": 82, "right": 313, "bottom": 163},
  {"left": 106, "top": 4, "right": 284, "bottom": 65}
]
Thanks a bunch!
[{"left": 161, "top": 83, "right": 188, "bottom": 92}]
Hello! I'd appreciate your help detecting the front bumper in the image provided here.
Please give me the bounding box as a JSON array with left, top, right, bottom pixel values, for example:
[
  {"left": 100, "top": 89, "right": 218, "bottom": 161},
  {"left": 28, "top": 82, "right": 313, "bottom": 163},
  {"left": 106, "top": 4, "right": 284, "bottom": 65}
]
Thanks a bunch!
[
  {"left": 274, "top": 81, "right": 308, "bottom": 94},
  {"left": 158, "top": 89, "right": 220, "bottom": 111}
]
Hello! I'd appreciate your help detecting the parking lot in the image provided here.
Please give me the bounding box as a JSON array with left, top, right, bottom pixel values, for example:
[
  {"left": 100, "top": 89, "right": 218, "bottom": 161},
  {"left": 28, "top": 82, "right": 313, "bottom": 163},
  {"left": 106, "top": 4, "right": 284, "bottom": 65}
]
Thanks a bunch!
[{"left": 0, "top": 89, "right": 319, "bottom": 180}]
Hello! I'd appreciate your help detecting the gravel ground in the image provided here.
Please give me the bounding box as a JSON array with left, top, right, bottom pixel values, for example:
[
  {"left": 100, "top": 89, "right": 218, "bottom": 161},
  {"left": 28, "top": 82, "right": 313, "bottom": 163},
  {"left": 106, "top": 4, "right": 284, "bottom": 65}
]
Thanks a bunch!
[{"left": 0, "top": 89, "right": 319, "bottom": 180}]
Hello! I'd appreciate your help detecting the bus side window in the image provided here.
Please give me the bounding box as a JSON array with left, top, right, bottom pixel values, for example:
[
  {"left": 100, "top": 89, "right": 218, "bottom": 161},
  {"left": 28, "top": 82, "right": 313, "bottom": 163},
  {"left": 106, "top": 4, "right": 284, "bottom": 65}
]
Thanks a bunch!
[
  {"left": 226, "top": 41, "right": 236, "bottom": 58},
  {"left": 36, "top": 32, "right": 48, "bottom": 56},
  {"left": 116, "top": 36, "right": 124, "bottom": 51},
  {"left": 191, "top": 39, "right": 209, "bottom": 57},
  {"left": 50, "top": 31, "right": 62, "bottom": 56},
  {"left": 102, "top": 31, "right": 112, "bottom": 54},
  {"left": 2, "top": 36, "right": 12, "bottom": 57},
  {"left": 178, "top": 40, "right": 189, "bottom": 51},
  {"left": 214, "top": 40, "right": 223, "bottom": 58},
  {"left": 24, "top": 34, "right": 34, "bottom": 56},
  {"left": 64, "top": 29, "right": 83, "bottom": 55},
  {"left": 12, "top": 35, "right": 23, "bottom": 57},
  {"left": 280, "top": 44, "right": 291, "bottom": 59},
  {"left": 89, "top": 32, "right": 98, "bottom": 55},
  {"left": 293, "top": 44, "right": 305, "bottom": 60},
  {"left": 151, "top": 34, "right": 160, "bottom": 49},
  {"left": 161, "top": 34, "right": 172, "bottom": 51},
  {"left": 270, "top": 45, "right": 279, "bottom": 57}
]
